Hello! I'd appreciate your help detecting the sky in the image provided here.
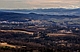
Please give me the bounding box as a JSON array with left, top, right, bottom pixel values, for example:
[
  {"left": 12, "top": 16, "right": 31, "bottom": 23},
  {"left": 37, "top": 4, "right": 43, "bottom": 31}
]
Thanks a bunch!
[{"left": 0, "top": 0, "right": 80, "bottom": 9}]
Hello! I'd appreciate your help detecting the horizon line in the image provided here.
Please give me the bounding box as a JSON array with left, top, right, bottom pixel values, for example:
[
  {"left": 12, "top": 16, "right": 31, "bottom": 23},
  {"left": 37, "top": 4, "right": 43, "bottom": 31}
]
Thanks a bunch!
[{"left": 0, "top": 7, "right": 80, "bottom": 10}]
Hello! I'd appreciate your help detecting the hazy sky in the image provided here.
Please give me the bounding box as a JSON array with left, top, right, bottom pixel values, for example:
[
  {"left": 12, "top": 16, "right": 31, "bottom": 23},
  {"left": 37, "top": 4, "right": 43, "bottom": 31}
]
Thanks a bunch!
[{"left": 0, "top": 0, "right": 80, "bottom": 9}]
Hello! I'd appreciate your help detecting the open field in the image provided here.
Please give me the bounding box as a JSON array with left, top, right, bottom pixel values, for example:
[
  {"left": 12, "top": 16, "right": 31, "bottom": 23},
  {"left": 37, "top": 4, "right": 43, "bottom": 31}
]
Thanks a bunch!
[{"left": 0, "top": 30, "right": 34, "bottom": 35}]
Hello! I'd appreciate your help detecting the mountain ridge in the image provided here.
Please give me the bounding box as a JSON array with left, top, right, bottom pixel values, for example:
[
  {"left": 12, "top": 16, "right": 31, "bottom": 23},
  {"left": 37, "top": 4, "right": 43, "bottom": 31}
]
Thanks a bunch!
[{"left": 0, "top": 8, "right": 80, "bottom": 16}]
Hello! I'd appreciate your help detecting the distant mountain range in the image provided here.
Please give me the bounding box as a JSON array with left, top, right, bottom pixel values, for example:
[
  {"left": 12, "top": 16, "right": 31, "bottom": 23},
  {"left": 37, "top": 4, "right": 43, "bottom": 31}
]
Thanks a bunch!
[
  {"left": 0, "top": 10, "right": 80, "bottom": 22},
  {"left": 0, "top": 8, "right": 80, "bottom": 16}
]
